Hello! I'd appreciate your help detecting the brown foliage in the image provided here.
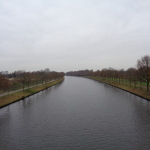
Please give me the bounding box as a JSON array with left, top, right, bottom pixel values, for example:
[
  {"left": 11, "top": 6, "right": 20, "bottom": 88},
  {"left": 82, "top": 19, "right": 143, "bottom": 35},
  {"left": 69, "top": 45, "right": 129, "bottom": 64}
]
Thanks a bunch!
[{"left": 0, "top": 75, "right": 10, "bottom": 91}]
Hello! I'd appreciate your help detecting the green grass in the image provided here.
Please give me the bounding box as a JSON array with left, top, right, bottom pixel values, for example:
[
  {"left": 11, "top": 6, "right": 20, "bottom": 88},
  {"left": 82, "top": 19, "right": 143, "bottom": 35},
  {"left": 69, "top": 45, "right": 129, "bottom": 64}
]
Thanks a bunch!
[
  {"left": 86, "top": 76, "right": 150, "bottom": 100},
  {"left": 90, "top": 76, "right": 148, "bottom": 89},
  {"left": 0, "top": 78, "right": 64, "bottom": 108}
]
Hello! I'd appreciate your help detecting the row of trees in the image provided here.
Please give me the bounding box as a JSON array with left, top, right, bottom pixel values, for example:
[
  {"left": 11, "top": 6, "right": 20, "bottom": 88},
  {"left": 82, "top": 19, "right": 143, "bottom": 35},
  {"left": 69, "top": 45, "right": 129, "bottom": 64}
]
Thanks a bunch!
[
  {"left": 0, "top": 69, "right": 64, "bottom": 92},
  {"left": 66, "top": 55, "right": 150, "bottom": 91}
]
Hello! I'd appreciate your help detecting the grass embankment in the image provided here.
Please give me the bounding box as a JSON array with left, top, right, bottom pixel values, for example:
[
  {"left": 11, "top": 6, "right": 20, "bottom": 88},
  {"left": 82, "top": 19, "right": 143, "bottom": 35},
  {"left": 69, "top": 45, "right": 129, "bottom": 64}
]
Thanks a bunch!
[
  {"left": 86, "top": 76, "right": 150, "bottom": 101},
  {"left": 0, "top": 78, "right": 64, "bottom": 108}
]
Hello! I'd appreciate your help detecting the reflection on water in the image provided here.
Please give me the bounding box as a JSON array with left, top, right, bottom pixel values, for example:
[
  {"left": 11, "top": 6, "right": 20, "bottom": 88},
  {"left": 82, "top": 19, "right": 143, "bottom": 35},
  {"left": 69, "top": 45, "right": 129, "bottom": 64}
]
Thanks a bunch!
[{"left": 0, "top": 76, "right": 150, "bottom": 150}]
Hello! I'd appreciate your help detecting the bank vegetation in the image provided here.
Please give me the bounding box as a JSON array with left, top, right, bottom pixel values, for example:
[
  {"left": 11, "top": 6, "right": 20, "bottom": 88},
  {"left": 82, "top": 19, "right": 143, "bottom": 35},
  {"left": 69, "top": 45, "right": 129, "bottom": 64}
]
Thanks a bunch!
[
  {"left": 0, "top": 68, "right": 64, "bottom": 94},
  {"left": 66, "top": 55, "right": 150, "bottom": 100},
  {"left": 0, "top": 77, "right": 64, "bottom": 108}
]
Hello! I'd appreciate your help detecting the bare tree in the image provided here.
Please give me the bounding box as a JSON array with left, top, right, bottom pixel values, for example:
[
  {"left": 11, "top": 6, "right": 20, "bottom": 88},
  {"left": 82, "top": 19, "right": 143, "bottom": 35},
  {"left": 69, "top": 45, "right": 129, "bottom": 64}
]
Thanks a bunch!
[
  {"left": 18, "top": 71, "right": 27, "bottom": 90},
  {"left": 126, "top": 68, "right": 137, "bottom": 87},
  {"left": 0, "top": 75, "right": 10, "bottom": 92},
  {"left": 119, "top": 69, "right": 124, "bottom": 84},
  {"left": 38, "top": 71, "right": 46, "bottom": 85},
  {"left": 137, "top": 55, "right": 150, "bottom": 91},
  {"left": 26, "top": 72, "right": 33, "bottom": 89}
]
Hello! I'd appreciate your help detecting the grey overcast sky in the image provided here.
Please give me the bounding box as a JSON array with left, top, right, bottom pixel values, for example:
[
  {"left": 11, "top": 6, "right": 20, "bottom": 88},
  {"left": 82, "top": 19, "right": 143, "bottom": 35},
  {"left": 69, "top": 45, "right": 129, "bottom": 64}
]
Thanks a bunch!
[{"left": 0, "top": 0, "right": 150, "bottom": 72}]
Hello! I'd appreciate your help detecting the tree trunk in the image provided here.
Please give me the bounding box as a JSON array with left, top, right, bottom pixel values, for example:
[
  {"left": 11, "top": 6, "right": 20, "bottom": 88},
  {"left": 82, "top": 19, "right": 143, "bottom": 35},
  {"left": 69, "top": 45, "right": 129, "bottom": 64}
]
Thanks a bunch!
[
  {"left": 134, "top": 81, "right": 136, "bottom": 88},
  {"left": 140, "top": 81, "right": 142, "bottom": 89},
  {"left": 147, "top": 82, "right": 149, "bottom": 92}
]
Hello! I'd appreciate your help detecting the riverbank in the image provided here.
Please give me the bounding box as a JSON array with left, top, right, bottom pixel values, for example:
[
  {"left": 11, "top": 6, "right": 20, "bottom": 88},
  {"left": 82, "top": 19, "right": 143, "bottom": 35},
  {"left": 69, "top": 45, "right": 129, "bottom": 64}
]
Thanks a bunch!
[
  {"left": 0, "top": 77, "right": 64, "bottom": 108},
  {"left": 85, "top": 76, "right": 150, "bottom": 101}
]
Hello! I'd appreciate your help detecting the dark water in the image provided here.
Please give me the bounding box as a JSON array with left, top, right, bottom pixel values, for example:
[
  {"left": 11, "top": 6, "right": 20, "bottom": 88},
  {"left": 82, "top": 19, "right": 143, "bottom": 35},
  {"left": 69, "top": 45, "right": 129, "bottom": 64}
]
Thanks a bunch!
[{"left": 0, "top": 76, "right": 150, "bottom": 150}]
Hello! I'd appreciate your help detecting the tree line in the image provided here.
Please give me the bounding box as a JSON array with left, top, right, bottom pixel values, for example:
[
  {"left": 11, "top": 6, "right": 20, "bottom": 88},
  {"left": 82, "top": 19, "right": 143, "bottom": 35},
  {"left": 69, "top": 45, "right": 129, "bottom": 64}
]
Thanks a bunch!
[
  {"left": 0, "top": 69, "right": 64, "bottom": 93},
  {"left": 66, "top": 55, "right": 150, "bottom": 91}
]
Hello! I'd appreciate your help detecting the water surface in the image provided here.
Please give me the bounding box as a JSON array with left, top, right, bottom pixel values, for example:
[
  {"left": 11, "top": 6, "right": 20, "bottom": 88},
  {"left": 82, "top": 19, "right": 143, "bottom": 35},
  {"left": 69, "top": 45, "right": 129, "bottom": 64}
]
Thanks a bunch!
[{"left": 0, "top": 76, "right": 150, "bottom": 150}]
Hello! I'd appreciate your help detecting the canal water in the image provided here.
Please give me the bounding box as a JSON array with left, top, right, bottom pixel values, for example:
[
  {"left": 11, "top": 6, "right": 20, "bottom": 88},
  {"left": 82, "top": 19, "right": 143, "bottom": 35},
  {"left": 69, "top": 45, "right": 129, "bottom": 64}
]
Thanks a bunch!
[{"left": 0, "top": 76, "right": 150, "bottom": 150}]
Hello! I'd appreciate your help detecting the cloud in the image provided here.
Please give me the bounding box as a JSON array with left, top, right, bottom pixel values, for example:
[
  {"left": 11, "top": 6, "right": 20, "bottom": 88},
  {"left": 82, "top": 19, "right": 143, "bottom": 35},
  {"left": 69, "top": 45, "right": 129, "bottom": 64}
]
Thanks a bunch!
[{"left": 0, "top": 0, "right": 150, "bottom": 72}]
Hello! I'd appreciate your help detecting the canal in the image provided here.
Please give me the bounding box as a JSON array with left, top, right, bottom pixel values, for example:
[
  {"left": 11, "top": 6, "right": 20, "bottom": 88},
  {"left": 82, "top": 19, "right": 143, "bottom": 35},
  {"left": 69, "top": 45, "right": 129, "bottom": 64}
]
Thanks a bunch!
[{"left": 0, "top": 76, "right": 150, "bottom": 150}]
